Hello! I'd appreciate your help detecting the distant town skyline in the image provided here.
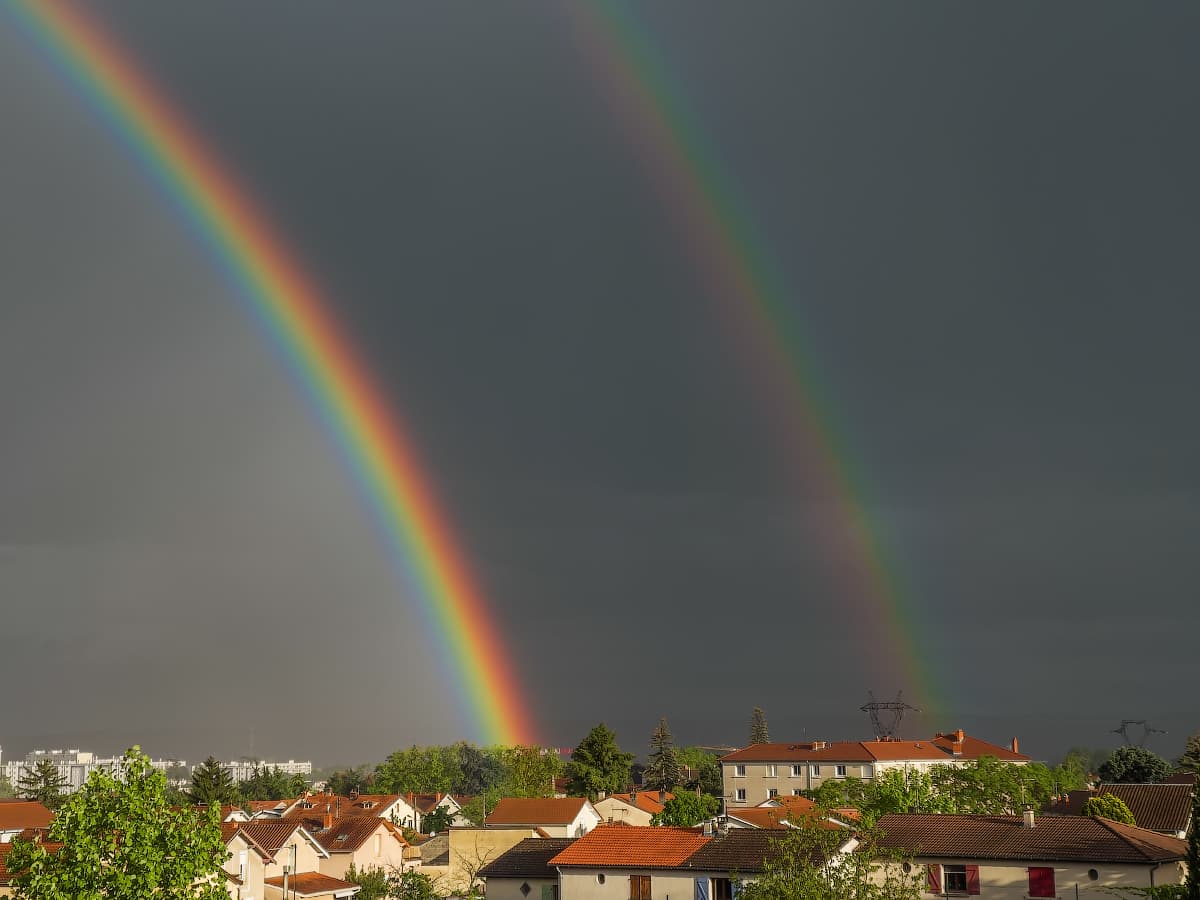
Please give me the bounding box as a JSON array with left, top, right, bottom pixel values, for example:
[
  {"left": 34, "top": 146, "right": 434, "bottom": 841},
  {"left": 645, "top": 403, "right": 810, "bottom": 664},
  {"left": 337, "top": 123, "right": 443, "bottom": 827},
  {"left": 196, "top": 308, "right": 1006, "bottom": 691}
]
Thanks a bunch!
[{"left": 2, "top": 2, "right": 1197, "bottom": 762}]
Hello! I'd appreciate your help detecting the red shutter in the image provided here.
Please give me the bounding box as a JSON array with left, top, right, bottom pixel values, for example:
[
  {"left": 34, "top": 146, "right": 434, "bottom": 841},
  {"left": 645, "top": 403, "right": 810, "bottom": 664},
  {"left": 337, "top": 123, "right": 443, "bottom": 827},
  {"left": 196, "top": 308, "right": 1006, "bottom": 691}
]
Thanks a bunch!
[
  {"left": 925, "top": 865, "right": 941, "bottom": 893},
  {"left": 1028, "top": 867, "right": 1055, "bottom": 898},
  {"left": 966, "top": 865, "right": 980, "bottom": 895}
]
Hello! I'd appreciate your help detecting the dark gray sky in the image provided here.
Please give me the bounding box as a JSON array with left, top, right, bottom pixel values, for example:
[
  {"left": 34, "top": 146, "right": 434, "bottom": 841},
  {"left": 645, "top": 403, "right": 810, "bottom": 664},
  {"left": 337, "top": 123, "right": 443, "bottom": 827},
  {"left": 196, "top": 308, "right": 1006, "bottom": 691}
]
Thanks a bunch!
[{"left": 2, "top": 1, "right": 1198, "bottom": 767}]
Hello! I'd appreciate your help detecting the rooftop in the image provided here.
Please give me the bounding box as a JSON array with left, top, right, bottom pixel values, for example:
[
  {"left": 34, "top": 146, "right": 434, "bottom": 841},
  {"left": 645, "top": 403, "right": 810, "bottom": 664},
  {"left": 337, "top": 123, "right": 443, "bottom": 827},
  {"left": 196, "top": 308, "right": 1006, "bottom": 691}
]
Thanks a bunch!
[
  {"left": 486, "top": 798, "right": 591, "bottom": 827},
  {"left": 478, "top": 838, "right": 576, "bottom": 879},
  {"left": 264, "top": 871, "right": 359, "bottom": 897},
  {"left": 549, "top": 824, "right": 709, "bottom": 869}
]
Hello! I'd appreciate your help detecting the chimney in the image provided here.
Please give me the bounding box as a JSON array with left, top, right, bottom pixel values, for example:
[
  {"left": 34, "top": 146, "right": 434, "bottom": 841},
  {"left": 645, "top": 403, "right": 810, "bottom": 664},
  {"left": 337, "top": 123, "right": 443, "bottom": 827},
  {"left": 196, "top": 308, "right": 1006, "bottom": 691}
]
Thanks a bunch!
[
  {"left": 323, "top": 803, "right": 334, "bottom": 831},
  {"left": 1011, "top": 738, "right": 1019, "bottom": 754},
  {"left": 955, "top": 729, "right": 964, "bottom": 743},
  {"left": 812, "top": 741, "right": 826, "bottom": 751},
  {"left": 1023, "top": 808, "right": 1035, "bottom": 829},
  {"left": 598, "top": 791, "right": 607, "bottom": 800}
]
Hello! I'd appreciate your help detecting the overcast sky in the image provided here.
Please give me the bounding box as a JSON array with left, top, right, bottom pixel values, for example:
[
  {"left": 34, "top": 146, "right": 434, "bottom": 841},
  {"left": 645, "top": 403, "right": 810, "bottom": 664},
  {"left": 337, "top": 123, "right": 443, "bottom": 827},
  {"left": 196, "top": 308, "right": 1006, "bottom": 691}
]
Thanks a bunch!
[{"left": 2, "top": 1, "right": 1198, "bottom": 768}]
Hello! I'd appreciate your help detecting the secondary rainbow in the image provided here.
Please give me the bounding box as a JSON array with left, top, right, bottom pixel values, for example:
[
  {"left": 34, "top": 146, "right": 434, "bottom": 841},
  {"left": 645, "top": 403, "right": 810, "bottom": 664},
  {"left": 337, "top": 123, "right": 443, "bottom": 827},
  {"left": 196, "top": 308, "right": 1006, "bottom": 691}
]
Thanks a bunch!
[
  {"left": 8, "top": 0, "right": 537, "bottom": 746},
  {"left": 566, "top": 1, "right": 942, "bottom": 716}
]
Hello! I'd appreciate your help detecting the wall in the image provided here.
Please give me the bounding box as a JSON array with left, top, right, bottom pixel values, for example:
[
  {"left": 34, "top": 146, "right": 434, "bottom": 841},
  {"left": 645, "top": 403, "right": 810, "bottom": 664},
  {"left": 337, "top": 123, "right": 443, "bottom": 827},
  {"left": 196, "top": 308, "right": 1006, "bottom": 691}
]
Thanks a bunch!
[
  {"left": 224, "top": 833, "right": 266, "bottom": 900},
  {"left": 723, "top": 761, "right": 876, "bottom": 807},
  {"left": 319, "top": 824, "right": 408, "bottom": 880},
  {"left": 892, "top": 857, "right": 1186, "bottom": 898},
  {"left": 559, "top": 868, "right": 696, "bottom": 900},
  {"left": 593, "top": 799, "right": 654, "bottom": 828},
  {"left": 427, "top": 827, "right": 542, "bottom": 896},
  {"left": 260, "top": 830, "right": 325, "bottom": 883},
  {"left": 485, "top": 875, "right": 558, "bottom": 900}
]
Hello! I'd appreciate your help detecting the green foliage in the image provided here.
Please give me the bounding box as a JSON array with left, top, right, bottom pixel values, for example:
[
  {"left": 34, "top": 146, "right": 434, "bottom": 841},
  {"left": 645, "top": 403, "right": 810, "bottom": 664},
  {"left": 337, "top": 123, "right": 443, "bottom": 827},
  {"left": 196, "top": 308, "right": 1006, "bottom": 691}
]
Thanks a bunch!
[
  {"left": 420, "top": 805, "right": 454, "bottom": 833},
  {"left": 1083, "top": 793, "right": 1136, "bottom": 825},
  {"left": 1186, "top": 784, "right": 1200, "bottom": 900},
  {"left": 346, "top": 864, "right": 392, "bottom": 900},
  {"left": 567, "top": 724, "right": 634, "bottom": 800},
  {"left": 651, "top": 792, "right": 720, "bottom": 826},
  {"left": 188, "top": 756, "right": 240, "bottom": 807},
  {"left": 643, "top": 718, "right": 682, "bottom": 792},
  {"left": 1053, "top": 748, "right": 1096, "bottom": 792},
  {"left": 391, "top": 869, "right": 440, "bottom": 900},
  {"left": 17, "top": 760, "right": 69, "bottom": 810},
  {"left": 750, "top": 707, "right": 770, "bottom": 744},
  {"left": 0, "top": 770, "right": 19, "bottom": 799},
  {"left": 327, "top": 766, "right": 372, "bottom": 796},
  {"left": 737, "top": 817, "right": 921, "bottom": 900},
  {"left": 497, "top": 745, "right": 564, "bottom": 798},
  {"left": 374, "top": 746, "right": 459, "bottom": 795},
  {"left": 1100, "top": 747, "right": 1173, "bottom": 784},
  {"left": 676, "top": 747, "right": 723, "bottom": 797},
  {"left": 1177, "top": 733, "right": 1200, "bottom": 775},
  {"left": 9, "top": 747, "right": 228, "bottom": 900},
  {"left": 239, "top": 764, "right": 308, "bottom": 801}
]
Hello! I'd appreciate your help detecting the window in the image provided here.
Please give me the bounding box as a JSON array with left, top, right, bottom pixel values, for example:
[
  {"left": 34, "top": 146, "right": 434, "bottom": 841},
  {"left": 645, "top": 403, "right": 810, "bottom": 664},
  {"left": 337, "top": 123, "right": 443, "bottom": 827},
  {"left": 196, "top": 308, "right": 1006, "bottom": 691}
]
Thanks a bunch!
[
  {"left": 792, "top": 789, "right": 804, "bottom": 796},
  {"left": 1028, "top": 867, "right": 1055, "bottom": 898},
  {"left": 735, "top": 788, "right": 746, "bottom": 802},
  {"left": 541, "top": 886, "right": 559, "bottom": 900},
  {"left": 734, "top": 765, "right": 746, "bottom": 777},
  {"left": 809, "top": 765, "right": 819, "bottom": 777},
  {"left": 943, "top": 866, "right": 967, "bottom": 893},
  {"left": 835, "top": 765, "right": 847, "bottom": 778},
  {"left": 712, "top": 879, "right": 733, "bottom": 900},
  {"left": 764, "top": 765, "right": 777, "bottom": 778},
  {"left": 597, "top": 875, "right": 606, "bottom": 885},
  {"left": 791, "top": 764, "right": 803, "bottom": 777},
  {"left": 767, "top": 788, "right": 778, "bottom": 799},
  {"left": 630, "top": 875, "right": 652, "bottom": 900}
]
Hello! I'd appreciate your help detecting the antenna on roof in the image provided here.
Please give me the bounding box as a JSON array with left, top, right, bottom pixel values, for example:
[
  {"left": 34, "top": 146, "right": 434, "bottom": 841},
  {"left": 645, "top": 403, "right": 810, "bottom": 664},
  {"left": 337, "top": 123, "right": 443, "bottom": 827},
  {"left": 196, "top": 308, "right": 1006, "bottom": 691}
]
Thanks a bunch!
[
  {"left": 1110, "top": 719, "right": 1167, "bottom": 747},
  {"left": 860, "top": 691, "right": 921, "bottom": 740}
]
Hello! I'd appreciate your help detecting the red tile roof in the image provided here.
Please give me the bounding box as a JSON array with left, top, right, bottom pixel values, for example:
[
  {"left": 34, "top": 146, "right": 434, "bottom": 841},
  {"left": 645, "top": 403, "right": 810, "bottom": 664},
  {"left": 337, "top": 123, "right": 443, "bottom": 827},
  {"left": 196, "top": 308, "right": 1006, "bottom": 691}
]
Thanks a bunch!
[
  {"left": 0, "top": 840, "right": 64, "bottom": 885},
  {"left": 875, "top": 813, "right": 1187, "bottom": 863},
  {"left": 720, "top": 733, "right": 1029, "bottom": 764},
  {"left": 605, "top": 792, "right": 674, "bottom": 815},
  {"left": 264, "top": 871, "right": 359, "bottom": 897},
  {"left": 486, "top": 798, "right": 590, "bottom": 827},
  {"left": 230, "top": 821, "right": 318, "bottom": 856},
  {"left": 316, "top": 816, "right": 406, "bottom": 853},
  {"left": 549, "top": 824, "right": 710, "bottom": 868},
  {"left": 0, "top": 802, "right": 53, "bottom": 831},
  {"left": 1096, "top": 783, "right": 1194, "bottom": 834}
]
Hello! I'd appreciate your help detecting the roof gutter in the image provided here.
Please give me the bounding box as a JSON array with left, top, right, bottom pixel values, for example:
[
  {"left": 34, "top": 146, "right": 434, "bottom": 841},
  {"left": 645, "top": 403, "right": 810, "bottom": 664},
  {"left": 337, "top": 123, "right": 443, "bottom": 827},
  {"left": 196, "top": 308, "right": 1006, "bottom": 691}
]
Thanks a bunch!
[{"left": 1149, "top": 861, "right": 1161, "bottom": 888}]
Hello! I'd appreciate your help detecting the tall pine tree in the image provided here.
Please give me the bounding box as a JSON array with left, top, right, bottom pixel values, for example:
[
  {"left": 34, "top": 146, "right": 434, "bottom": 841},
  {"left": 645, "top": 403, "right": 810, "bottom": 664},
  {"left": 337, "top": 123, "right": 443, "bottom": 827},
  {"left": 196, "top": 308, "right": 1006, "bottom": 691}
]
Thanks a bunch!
[
  {"left": 643, "top": 718, "right": 681, "bottom": 792},
  {"left": 567, "top": 724, "right": 634, "bottom": 799},
  {"left": 750, "top": 707, "right": 770, "bottom": 744},
  {"left": 188, "top": 756, "right": 239, "bottom": 806},
  {"left": 17, "top": 759, "right": 68, "bottom": 810}
]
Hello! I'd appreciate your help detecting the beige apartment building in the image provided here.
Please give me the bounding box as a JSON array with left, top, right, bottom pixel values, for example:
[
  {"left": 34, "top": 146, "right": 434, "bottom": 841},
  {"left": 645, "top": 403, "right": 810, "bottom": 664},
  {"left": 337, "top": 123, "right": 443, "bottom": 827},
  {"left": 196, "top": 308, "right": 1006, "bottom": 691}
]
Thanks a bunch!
[{"left": 720, "top": 731, "right": 1028, "bottom": 808}]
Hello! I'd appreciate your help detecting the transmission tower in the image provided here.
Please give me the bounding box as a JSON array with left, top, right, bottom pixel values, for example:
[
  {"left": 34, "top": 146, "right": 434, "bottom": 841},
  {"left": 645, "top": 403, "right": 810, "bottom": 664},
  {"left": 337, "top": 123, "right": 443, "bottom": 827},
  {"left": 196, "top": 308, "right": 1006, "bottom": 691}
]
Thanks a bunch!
[
  {"left": 860, "top": 691, "right": 921, "bottom": 740},
  {"left": 1110, "top": 719, "right": 1167, "bottom": 747}
]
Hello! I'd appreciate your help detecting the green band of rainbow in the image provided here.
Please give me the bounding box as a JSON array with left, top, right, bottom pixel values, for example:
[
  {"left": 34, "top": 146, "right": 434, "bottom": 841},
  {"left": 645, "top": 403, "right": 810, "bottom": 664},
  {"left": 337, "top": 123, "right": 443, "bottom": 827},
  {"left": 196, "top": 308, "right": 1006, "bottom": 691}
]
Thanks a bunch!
[
  {"left": 9, "top": 0, "right": 537, "bottom": 746},
  {"left": 567, "top": 1, "right": 941, "bottom": 717}
]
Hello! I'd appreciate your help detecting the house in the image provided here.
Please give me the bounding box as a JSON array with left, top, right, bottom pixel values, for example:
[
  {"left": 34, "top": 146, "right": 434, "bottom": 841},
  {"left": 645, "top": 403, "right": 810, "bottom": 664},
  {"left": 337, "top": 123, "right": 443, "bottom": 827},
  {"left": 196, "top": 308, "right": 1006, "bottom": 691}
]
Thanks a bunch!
[
  {"left": 1050, "top": 783, "right": 1193, "bottom": 838},
  {"left": 222, "top": 823, "right": 270, "bottom": 900},
  {"left": 406, "top": 793, "right": 466, "bottom": 830},
  {"left": 720, "top": 731, "right": 1029, "bottom": 807},
  {"left": 477, "top": 837, "right": 574, "bottom": 900},
  {"left": 0, "top": 803, "right": 52, "bottom": 842},
  {"left": 681, "top": 828, "right": 849, "bottom": 899},
  {"left": 486, "top": 798, "right": 602, "bottom": 838},
  {"left": 548, "top": 825, "right": 712, "bottom": 900},
  {"left": 421, "top": 826, "right": 547, "bottom": 896},
  {"left": 309, "top": 815, "right": 412, "bottom": 879},
  {"left": 593, "top": 792, "right": 673, "bottom": 827},
  {"left": 230, "top": 821, "right": 330, "bottom": 889},
  {"left": 245, "top": 800, "right": 294, "bottom": 819},
  {"left": 722, "top": 796, "right": 850, "bottom": 831},
  {"left": 263, "top": 872, "right": 359, "bottom": 899},
  {"left": 874, "top": 811, "right": 1187, "bottom": 897}
]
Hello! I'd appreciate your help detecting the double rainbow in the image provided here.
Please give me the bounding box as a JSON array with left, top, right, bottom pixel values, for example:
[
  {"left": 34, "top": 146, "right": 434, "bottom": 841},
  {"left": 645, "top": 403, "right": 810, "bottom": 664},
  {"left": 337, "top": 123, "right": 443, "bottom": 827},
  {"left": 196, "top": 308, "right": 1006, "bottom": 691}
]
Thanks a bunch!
[{"left": 8, "top": 0, "right": 536, "bottom": 746}]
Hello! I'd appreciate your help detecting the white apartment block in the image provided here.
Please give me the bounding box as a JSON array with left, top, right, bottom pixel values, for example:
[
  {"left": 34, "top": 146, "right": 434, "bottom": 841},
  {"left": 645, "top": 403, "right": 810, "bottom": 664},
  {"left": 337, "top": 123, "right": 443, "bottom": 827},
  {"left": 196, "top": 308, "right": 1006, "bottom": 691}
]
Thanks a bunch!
[
  {"left": 215, "top": 759, "right": 313, "bottom": 781},
  {"left": 1, "top": 748, "right": 187, "bottom": 794}
]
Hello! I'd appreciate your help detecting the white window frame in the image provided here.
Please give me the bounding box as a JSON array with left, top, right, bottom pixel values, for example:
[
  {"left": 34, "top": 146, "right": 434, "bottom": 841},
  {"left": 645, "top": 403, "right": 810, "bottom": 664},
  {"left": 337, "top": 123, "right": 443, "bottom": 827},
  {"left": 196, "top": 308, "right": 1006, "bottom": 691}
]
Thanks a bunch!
[
  {"left": 835, "top": 764, "right": 847, "bottom": 778},
  {"left": 792, "top": 789, "right": 804, "bottom": 796},
  {"left": 791, "top": 764, "right": 803, "bottom": 777},
  {"left": 809, "top": 765, "right": 820, "bottom": 777},
  {"left": 764, "top": 764, "right": 777, "bottom": 778},
  {"left": 735, "top": 788, "right": 746, "bottom": 802},
  {"left": 734, "top": 764, "right": 746, "bottom": 777},
  {"left": 767, "top": 788, "right": 778, "bottom": 799}
]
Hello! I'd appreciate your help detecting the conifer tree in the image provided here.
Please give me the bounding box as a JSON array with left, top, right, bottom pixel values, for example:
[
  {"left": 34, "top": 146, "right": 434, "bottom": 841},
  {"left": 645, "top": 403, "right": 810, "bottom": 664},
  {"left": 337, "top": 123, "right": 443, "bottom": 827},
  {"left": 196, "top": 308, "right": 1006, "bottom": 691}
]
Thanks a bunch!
[
  {"left": 1178, "top": 732, "right": 1200, "bottom": 774},
  {"left": 17, "top": 759, "right": 68, "bottom": 810},
  {"left": 188, "top": 755, "right": 240, "bottom": 806},
  {"left": 643, "top": 718, "right": 681, "bottom": 792},
  {"left": 750, "top": 707, "right": 770, "bottom": 745},
  {"left": 1186, "top": 784, "right": 1200, "bottom": 900},
  {"left": 567, "top": 724, "right": 635, "bottom": 799}
]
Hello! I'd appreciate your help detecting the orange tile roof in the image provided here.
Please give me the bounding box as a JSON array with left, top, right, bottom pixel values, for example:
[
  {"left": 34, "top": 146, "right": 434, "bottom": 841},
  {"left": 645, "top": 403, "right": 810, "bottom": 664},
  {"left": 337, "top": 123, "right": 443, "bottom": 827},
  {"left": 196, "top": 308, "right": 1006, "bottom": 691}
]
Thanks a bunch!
[
  {"left": 316, "top": 815, "right": 405, "bottom": 854},
  {"left": 549, "top": 824, "right": 710, "bottom": 868},
  {"left": 264, "top": 871, "right": 358, "bottom": 897},
  {"left": 0, "top": 802, "right": 53, "bottom": 831},
  {"left": 231, "top": 821, "right": 315, "bottom": 856},
  {"left": 486, "top": 798, "right": 590, "bottom": 826},
  {"left": 607, "top": 792, "right": 674, "bottom": 815}
]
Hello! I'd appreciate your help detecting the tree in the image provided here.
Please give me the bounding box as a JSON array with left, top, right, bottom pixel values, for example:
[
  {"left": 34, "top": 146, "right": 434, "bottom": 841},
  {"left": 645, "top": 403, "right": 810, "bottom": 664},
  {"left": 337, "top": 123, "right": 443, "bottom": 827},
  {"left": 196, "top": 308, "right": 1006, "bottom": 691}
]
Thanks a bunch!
[
  {"left": 327, "top": 766, "right": 371, "bottom": 796},
  {"left": 737, "top": 816, "right": 921, "bottom": 900},
  {"left": 567, "top": 724, "right": 634, "bottom": 799},
  {"left": 643, "top": 718, "right": 681, "bottom": 792},
  {"left": 17, "top": 760, "right": 68, "bottom": 810},
  {"left": 1177, "top": 733, "right": 1200, "bottom": 775},
  {"left": 455, "top": 744, "right": 507, "bottom": 796},
  {"left": 346, "top": 864, "right": 392, "bottom": 900},
  {"left": 1052, "top": 749, "right": 1095, "bottom": 792},
  {"left": 676, "top": 747, "right": 723, "bottom": 797},
  {"left": 0, "top": 771, "right": 16, "bottom": 799},
  {"left": 421, "top": 805, "right": 454, "bottom": 834},
  {"left": 750, "top": 707, "right": 770, "bottom": 744},
  {"left": 188, "top": 756, "right": 240, "bottom": 806},
  {"left": 651, "top": 792, "right": 720, "bottom": 827},
  {"left": 498, "top": 745, "right": 563, "bottom": 798},
  {"left": 1185, "top": 783, "right": 1200, "bottom": 900},
  {"left": 374, "top": 746, "right": 458, "bottom": 795},
  {"left": 391, "top": 869, "right": 439, "bottom": 900},
  {"left": 239, "top": 765, "right": 307, "bottom": 801},
  {"left": 1083, "top": 793, "right": 1136, "bottom": 825},
  {"left": 1099, "top": 747, "right": 1173, "bottom": 784},
  {"left": 9, "top": 747, "right": 228, "bottom": 900}
]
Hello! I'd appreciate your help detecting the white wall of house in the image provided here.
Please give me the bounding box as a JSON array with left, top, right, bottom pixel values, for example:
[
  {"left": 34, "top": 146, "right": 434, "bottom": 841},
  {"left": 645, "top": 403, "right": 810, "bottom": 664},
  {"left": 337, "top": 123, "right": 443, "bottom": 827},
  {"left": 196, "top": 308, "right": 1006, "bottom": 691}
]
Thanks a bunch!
[
  {"left": 593, "top": 798, "right": 654, "bottom": 828},
  {"left": 484, "top": 875, "right": 559, "bottom": 900},
  {"left": 887, "top": 857, "right": 1186, "bottom": 899},
  {"left": 223, "top": 833, "right": 266, "bottom": 900},
  {"left": 558, "top": 868, "right": 696, "bottom": 900},
  {"left": 319, "top": 824, "right": 409, "bottom": 880}
]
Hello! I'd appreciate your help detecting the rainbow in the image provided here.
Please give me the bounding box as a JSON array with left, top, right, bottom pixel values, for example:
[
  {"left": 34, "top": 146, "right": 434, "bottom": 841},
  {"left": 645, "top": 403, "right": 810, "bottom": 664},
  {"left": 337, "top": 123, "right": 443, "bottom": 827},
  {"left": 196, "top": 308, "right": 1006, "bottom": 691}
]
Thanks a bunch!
[
  {"left": 566, "top": 1, "right": 941, "bottom": 716},
  {"left": 7, "top": 0, "right": 536, "bottom": 746}
]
